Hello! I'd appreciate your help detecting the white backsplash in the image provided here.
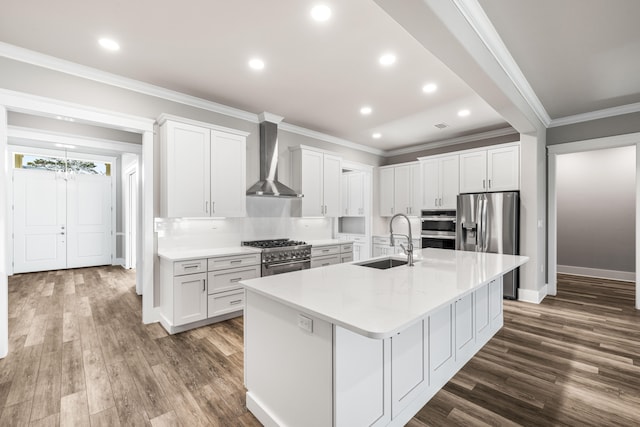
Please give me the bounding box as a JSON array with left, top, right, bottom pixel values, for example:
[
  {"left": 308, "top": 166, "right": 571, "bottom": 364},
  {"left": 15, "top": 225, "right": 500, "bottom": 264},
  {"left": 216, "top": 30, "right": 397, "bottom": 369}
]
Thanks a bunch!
[
  {"left": 373, "top": 215, "right": 421, "bottom": 238},
  {"left": 156, "top": 216, "right": 334, "bottom": 251}
]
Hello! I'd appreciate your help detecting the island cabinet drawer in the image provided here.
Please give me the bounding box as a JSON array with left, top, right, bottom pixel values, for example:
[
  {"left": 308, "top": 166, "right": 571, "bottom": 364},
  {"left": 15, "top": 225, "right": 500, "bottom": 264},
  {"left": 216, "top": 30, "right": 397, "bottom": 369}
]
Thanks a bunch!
[
  {"left": 311, "top": 245, "right": 340, "bottom": 257},
  {"left": 207, "top": 253, "right": 260, "bottom": 271},
  {"left": 173, "top": 259, "right": 207, "bottom": 276},
  {"left": 207, "top": 265, "right": 260, "bottom": 294},
  {"left": 340, "top": 243, "right": 353, "bottom": 253},
  {"left": 311, "top": 255, "right": 340, "bottom": 268},
  {"left": 208, "top": 289, "right": 244, "bottom": 317}
]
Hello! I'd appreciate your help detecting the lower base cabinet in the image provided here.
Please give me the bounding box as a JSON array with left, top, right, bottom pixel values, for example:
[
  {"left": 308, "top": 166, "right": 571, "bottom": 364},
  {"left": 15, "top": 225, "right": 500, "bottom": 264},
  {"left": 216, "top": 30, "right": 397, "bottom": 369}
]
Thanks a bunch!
[
  {"left": 333, "top": 277, "right": 504, "bottom": 426},
  {"left": 160, "top": 252, "right": 260, "bottom": 333}
]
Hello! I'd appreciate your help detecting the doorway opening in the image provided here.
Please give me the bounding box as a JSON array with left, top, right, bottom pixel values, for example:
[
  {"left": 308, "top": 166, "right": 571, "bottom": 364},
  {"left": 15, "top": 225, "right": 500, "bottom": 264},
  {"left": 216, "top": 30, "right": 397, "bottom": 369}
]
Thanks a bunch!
[{"left": 547, "top": 133, "right": 640, "bottom": 309}]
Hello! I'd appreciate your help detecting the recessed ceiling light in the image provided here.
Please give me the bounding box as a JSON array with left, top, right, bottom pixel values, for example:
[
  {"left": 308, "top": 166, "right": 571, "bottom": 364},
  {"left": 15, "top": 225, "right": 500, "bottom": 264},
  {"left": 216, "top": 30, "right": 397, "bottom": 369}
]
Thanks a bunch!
[
  {"left": 310, "top": 4, "right": 331, "bottom": 22},
  {"left": 379, "top": 53, "right": 396, "bottom": 66},
  {"left": 55, "top": 143, "right": 76, "bottom": 149},
  {"left": 372, "top": 133, "right": 381, "bottom": 139},
  {"left": 98, "top": 38, "right": 120, "bottom": 51},
  {"left": 360, "top": 106, "right": 372, "bottom": 115},
  {"left": 249, "top": 58, "right": 265, "bottom": 70},
  {"left": 55, "top": 116, "right": 74, "bottom": 122},
  {"left": 422, "top": 83, "right": 438, "bottom": 94},
  {"left": 458, "top": 109, "right": 470, "bottom": 117}
]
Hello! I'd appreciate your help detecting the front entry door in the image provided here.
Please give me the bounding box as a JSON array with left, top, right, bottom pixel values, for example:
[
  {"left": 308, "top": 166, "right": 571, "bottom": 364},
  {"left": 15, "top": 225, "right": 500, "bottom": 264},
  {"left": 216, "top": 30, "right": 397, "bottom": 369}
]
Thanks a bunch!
[
  {"left": 66, "top": 174, "right": 112, "bottom": 269},
  {"left": 13, "top": 169, "right": 67, "bottom": 273}
]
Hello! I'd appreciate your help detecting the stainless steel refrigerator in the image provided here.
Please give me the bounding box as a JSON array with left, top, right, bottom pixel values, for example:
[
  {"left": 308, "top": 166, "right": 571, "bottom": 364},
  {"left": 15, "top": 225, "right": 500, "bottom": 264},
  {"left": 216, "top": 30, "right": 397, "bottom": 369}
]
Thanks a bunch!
[{"left": 456, "top": 192, "right": 520, "bottom": 299}]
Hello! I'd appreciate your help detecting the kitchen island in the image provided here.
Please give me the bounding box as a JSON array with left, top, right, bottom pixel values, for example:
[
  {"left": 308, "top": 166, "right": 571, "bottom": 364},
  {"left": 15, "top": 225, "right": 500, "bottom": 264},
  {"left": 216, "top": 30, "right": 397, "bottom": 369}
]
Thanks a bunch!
[{"left": 241, "top": 248, "right": 528, "bottom": 427}]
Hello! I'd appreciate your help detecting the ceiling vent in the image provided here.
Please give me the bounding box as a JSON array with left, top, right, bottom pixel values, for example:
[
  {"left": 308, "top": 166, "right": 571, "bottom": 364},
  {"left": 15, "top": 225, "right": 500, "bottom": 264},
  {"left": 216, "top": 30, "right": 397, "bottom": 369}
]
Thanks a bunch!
[{"left": 434, "top": 123, "right": 449, "bottom": 129}]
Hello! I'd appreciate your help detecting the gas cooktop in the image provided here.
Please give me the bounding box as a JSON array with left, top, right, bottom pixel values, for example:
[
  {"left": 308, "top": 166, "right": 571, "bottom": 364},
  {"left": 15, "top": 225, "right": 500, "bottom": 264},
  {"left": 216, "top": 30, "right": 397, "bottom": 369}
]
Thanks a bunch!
[{"left": 242, "top": 239, "right": 309, "bottom": 250}]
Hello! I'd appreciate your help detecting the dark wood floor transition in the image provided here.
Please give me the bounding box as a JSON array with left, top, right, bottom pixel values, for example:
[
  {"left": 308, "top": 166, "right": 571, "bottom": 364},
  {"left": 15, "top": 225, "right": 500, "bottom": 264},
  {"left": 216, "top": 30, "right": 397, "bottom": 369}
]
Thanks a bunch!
[{"left": 1, "top": 269, "right": 639, "bottom": 426}]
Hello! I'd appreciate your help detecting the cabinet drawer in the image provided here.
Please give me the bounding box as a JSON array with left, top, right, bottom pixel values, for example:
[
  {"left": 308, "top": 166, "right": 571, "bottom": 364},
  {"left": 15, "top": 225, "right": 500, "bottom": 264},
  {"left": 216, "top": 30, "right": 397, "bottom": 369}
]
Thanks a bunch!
[
  {"left": 311, "top": 255, "right": 340, "bottom": 268},
  {"left": 311, "top": 245, "right": 340, "bottom": 257},
  {"left": 208, "top": 265, "right": 260, "bottom": 294},
  {"left": 173, "top": 259, "right": 207, "bottom": 276},
  {"left": 341, "top": 254, "right": 354, "bottom": 263},
  {"left": 208, "top": 289, "right": 244, "bottom": 318},
  {"left": 207, "top": 253, "right": 260, "bottom": 271},
  {"left": 340, "top": 243, "right": 353, "bottom": 253}
]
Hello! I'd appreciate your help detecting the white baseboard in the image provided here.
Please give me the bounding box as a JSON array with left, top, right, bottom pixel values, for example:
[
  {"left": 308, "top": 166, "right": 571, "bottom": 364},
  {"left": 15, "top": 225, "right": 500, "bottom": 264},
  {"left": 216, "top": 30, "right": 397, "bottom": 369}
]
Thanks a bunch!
[
  {"left": 557, "top": 265, "right": 635, "bottom": 282},
  {"left": 518, "top": 284, "right": 548, "bottom": 304}
]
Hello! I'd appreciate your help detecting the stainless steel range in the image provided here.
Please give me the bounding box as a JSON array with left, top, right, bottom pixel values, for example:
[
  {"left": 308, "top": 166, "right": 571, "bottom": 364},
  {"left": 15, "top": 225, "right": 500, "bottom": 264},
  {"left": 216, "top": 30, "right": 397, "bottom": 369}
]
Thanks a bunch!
[{"left": 242, "top": 239, "right": 311, "bottom": 276}]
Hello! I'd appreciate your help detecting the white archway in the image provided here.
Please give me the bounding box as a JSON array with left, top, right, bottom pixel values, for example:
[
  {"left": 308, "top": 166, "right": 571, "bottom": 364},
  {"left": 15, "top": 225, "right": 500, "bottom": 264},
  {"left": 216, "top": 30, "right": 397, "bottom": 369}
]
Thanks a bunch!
[
  {"left": 0, "top": 89, "right": 156, "bottom": 358},
  {"left": 547, "top": 132, "right": 640, "bottom": 309}
]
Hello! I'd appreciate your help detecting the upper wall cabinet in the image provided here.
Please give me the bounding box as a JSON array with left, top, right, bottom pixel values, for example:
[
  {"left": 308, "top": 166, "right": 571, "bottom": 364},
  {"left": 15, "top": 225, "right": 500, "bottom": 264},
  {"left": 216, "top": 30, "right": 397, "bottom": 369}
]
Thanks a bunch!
[
  {"left": 290, "top": 146, "right": 342, "bottom": 217},
  {"left": 379, "top": 162, "right": 421, "bottom": 217},
  {"left": 419, "top": 155, "right": 459, "bottom": 210},
  {"left": 342, "top": 171, "right": 365, "bottom": 216},
  {"left": 459, "top": 145, "right": 519, "bottom": 194},
  {"left": 159, "top": 115, "right": 249, "bottom": 218}
]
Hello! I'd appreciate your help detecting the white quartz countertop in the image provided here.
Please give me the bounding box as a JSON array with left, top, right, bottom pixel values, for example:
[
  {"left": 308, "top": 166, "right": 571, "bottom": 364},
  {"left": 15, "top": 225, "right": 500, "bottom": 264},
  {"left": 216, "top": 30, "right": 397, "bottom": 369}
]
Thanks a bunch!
[
  {"left": 157, "top": 246, "right": 261, "bottom": 261},
  {"left": 307, "top": 239, "right": 350, "bottom": 247},
  {"left": 241, "top": 248, "right": 528, "bottom": 339}
]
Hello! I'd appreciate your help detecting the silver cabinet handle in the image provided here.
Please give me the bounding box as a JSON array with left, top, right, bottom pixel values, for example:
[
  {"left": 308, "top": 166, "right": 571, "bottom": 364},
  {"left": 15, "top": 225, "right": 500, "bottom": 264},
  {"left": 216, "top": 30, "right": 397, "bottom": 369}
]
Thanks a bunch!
[
  {"left": 183, "top": 264, "right": 199, "bottom": 269},
  {"left": 482, "top": 179, "right": 486, "bottom": 189},
  {"left": 230, "top": 260, "right": 242, "bottom": 264},
  {"left": 202, "top": 279, "right": 206, "bottom": 292},
  {"left": 205, "top": 201, "right": 209, "bottom": 213},
  {"left": 325, "top": 205, "right": 328, "bottom": 215},
  {"left": 230, "top": 299, "right": 242, "bottom": 305},
  {"left": 488, "top": 179, "right": 492, "bottom": 188},
  {"left": 60, "top": 232, "right": 65, "bottom": 235},
  {"left": 230, "top": 277, "right": 242, "bottom": 283},
  {"left": 212, "top": 201, "right": 215, "bottom": 214},
  {"left": 439, "top": 198, "right": 442, "bottom": 206}
]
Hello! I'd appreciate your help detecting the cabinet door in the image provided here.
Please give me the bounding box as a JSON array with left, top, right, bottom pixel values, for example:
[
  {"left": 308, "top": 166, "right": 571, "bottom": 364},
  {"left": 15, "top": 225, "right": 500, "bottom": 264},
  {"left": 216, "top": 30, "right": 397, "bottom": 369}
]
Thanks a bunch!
[
  {"left": 440, "top": 155, "right": 459, "bottom": 209},
  {"left": 379, "top": 167, "right": 395, "bottom": 217},
  {"left": 394, "top": 165, "right": 412, "bottom": 216},
  {"left": 489, "top": 277, "right": 503, "bottom": 331},
  {"left": 455, "top": 293, "right": 475, "bottom": 363},
  {"left": 164, "top": 121, "right": 211, "bottom": 217},
  {"left": 372, "top": 244, "right": 386, "bottom": 257},
  {"left": 421, "top": 158, "right": 440, "bottom": 210},
  {"left": 348, "top": 172, "right": 365, "bottom": 216},
  {"left": 429, "top": 303, "right": 455, "bottom": 387},
  {"left": 410, "top": 163, "right": 422, "bottom": 215},
  {"left": 459, "top": 151, "right": 487, "bottom": 194},
  {"left": 341, "top": 174, "right": 349, "bottom": 216},
  {"left": 487, "top": 146, "right": 519, "bottom": 191},
  {"left": 391, "top": 320, "right": 427, "bottom": 417},
  {"left": 323, "top": 154, "right": 342, "bottom": 217},
  {"left": 173, "top": 273, "right": 207, "bottom": 326},
  {"left": 301, "top": 150, "right": 324, "bottom": 217},
  {"left": 210, "top": 131, "right": 246, "bottom": 217},
  {"left": 475, "top": 284, "right": 491, "bottom": 345}
]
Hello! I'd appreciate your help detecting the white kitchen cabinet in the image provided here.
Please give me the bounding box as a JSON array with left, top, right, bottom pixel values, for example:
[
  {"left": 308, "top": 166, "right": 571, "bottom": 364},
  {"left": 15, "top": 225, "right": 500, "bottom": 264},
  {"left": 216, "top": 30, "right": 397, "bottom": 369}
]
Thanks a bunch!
[
  {"left": 342, "top": 171, "right": 365, "bottom": 216},
  {"left": 455, "top": 293, "right": 475, "bottom": 363},
  {"left": 428, "top": 301, "right": 455, "bottom": 387},
  {"left": 459, "top": 145, "right": 519, "bottom": 193},
  {"left": 419, "top": 155, "right": 459, "bottom": 209},
  {"left": 290, "top": 146, "right": 342, "bottom": 217},
  {"left": 159, "top": 115, "right": 249, "bottom": 218},
  {"left": 159, "top": 251, "right": 260, "bottom": 334},
  {"left": 379, "top": 162, "right": 421, "bottom": 217},
  {"left": 341, "top": 234, "right": 370, "bottom": 261},
  {"left": 379, "top": 167, "right": 395, "bottom": 217},
  {"left": 173, "top": 271, "right": 207, "bottom": 326},
  {"left": 391, "top": 320, "right": 427, "bottom": 417},
  {"left": 311, "top": 244, "right": 342, "bottom": 268}
]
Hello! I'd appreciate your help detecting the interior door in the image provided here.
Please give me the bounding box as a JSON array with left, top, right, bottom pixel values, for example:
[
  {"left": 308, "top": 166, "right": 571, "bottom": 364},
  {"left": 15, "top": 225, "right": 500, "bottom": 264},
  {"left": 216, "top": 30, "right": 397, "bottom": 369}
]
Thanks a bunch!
[
  {"left": 127, "top": 170, "right": 137, "bottom": 269},
  {"left": 66, "top": 174, "right": 112, "bottom": 268},
  {"left": 13, "top": 169, "right": 67, "bottom": 273}
]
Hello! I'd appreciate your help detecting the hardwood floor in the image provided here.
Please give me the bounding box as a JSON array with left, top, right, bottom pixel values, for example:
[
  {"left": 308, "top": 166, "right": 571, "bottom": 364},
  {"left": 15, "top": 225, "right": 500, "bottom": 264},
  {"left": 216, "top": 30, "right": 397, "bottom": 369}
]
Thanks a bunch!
[{"left": 2, "top": 268, "right": 639, "bottom": 426}]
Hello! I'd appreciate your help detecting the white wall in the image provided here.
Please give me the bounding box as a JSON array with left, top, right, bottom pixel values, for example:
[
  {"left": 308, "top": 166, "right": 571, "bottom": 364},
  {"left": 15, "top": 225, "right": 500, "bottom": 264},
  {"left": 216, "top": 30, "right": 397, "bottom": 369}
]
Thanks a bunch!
[{"left": 557, "top": 146, "right": 635, "bottom": 274}]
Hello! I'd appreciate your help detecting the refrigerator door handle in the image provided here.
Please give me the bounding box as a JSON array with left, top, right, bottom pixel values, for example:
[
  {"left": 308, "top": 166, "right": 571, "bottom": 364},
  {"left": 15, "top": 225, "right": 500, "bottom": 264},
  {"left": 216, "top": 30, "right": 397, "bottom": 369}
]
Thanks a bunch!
[
  {"left": 481, "top": 195, "right": 488, "bottom": 251},
  {"left": 475, "top": 197, "right": 483, "bottom": 251}
]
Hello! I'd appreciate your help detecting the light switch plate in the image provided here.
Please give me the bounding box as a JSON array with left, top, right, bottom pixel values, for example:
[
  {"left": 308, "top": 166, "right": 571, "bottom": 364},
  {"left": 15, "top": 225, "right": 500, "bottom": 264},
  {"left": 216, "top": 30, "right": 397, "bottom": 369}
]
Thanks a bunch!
[{"left": 297, "top": 314, "right": 313, "bottom": 333}]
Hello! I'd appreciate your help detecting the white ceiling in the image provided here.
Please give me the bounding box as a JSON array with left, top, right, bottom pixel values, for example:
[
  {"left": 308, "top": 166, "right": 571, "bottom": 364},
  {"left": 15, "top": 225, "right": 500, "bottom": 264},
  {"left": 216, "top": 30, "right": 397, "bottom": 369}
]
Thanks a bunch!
[{"left": 1, "top": 1, "right": 639, "bottom": 153}]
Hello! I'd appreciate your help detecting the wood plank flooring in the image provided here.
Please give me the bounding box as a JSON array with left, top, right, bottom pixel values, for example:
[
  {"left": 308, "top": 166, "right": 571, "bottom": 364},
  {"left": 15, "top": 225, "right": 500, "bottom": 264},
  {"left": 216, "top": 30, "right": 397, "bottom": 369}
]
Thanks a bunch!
[{"left": 2, "top": 268, "right": 639, "bottom": 426}]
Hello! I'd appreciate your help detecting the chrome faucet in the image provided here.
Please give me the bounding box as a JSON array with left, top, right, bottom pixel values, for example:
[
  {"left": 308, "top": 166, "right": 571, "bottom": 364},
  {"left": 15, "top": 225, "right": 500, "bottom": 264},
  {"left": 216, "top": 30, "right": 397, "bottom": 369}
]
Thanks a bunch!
[{"left": 389, "top": 213, "right": 414, "bottom": 266}]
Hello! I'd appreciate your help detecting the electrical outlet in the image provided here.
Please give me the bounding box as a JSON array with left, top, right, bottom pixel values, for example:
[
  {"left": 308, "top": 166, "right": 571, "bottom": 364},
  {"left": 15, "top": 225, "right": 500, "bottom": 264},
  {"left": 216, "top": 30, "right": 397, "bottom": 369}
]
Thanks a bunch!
[{"left": 297, "top": 314, "right": 313, "bottom": 333}]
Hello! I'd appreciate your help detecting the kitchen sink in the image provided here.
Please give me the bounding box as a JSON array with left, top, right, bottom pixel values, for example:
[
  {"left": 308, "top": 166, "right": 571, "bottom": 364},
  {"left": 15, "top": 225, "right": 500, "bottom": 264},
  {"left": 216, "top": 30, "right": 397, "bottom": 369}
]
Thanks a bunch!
[{"left": 357, "top": 258, "right": 408, "bottom": 270}]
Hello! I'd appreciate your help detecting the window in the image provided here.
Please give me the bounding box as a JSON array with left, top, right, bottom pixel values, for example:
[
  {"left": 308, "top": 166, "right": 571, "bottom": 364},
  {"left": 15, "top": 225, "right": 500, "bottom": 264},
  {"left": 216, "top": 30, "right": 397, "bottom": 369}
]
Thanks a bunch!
[{"left": 14, "top": 153, "right": 111, "bottom": 176}]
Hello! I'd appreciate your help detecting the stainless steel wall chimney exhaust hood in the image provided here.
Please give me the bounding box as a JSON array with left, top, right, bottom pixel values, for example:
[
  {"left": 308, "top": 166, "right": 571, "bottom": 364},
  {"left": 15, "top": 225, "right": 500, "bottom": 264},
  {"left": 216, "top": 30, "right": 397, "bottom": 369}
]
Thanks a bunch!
[{"left": 246, "top": 112, "right": 303, "bottom": 198}]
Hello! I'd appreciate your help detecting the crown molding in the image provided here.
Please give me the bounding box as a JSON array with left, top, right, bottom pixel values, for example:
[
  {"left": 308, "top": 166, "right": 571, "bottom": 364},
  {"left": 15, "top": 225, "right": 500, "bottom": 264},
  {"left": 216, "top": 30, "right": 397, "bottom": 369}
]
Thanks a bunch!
[
  {"left": 0, "top": 42, "right": 260, "bottom": 124},
  {"left": 549, "top": 101, "right": 640, "bottom": 128},
  {"left": 278, "top": 122, "right": 385, "bottom": 156},
  {"left": 452, "top": 0, "right": 551, "bottom": 128},
  {"left": 383, "top": 127, "right": 517, "bottom": 157}
]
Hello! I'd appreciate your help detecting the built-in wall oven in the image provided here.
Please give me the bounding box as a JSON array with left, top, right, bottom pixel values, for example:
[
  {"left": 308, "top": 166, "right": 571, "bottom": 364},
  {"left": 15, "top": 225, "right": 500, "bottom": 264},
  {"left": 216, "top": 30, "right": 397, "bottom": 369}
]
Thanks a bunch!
[{"left": 421, "top": 210, "right": 456, "bottom": 250}]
